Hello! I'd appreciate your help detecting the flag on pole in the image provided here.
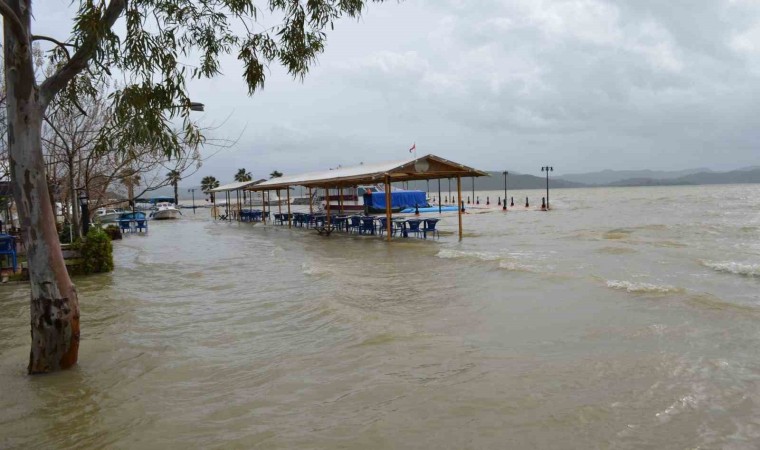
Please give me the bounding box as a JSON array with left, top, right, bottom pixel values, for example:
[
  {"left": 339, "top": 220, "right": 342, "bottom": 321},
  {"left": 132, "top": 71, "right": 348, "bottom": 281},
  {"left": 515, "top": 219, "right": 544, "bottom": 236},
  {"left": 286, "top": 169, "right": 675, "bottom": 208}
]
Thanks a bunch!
[{"left": 409, "top": 143, "right": 416, "bottom": 153}]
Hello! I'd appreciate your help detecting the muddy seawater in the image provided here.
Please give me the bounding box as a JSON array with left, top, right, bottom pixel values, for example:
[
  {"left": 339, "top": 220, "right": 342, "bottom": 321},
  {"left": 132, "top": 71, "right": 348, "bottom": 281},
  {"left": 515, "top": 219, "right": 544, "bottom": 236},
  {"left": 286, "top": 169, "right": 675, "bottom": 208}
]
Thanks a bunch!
[{"left": 2, "top": 185, "right": 760, "bottom": 449}]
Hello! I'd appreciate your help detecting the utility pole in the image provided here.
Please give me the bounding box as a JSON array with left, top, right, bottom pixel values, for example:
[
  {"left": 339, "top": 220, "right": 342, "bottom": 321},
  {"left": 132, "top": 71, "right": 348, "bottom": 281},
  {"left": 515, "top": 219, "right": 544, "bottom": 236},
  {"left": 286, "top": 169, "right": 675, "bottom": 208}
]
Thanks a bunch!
[{"left": 188, "top": 188, "right": 196, "bottom": 213}]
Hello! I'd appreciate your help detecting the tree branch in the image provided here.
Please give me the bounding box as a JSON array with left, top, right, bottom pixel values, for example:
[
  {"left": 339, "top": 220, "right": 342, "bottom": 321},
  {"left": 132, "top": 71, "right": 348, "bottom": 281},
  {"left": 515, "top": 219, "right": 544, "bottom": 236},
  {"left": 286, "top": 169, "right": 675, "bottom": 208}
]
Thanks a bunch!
[
  {"left": 0, "top": 1, "right": 28, "bottom": 47},
  {"left": 32, "top": 34, "right": 74, "bottom": 60},
  {"left": 39, "top": 0, "right": 126, "bottom": 106}
]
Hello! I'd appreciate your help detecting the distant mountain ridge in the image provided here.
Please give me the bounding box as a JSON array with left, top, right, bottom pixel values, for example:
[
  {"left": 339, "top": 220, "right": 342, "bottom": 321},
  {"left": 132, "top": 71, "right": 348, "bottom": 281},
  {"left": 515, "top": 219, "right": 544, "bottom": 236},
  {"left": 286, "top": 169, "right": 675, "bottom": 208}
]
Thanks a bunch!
[
  {"left": 559, "top": 168, "right": 712, "bottom": 185},
  {"left": 607, "top": 168, "right": 760, "bottom": 187}
]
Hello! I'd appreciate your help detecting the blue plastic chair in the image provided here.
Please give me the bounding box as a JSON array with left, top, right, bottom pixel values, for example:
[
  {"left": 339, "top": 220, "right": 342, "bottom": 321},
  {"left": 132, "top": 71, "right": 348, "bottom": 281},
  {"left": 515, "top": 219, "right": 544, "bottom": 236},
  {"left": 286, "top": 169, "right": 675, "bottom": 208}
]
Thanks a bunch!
[
  {"left": 0, "top": 235, "right": 17, "bottom": 272},
  {"left": 421, "top": 218, "right": 440, "bottom": 239},
  {"left": 360, "top": 217, "right": 376, "bottom": 235},
  {"left": 378, "top": 218, "right": 396, "bottom": 237},
  {"left": 348, "top": 216, "right": 362, "bottom": 233},
  {"left": 331, "top": 216, "right": 344, "bottom": 232},
  {"left": 406, "top": 219, "right": 422, "bottom": 238},
  {"left": 119, "top": 219, "right": 132, "bottom": 233},
  {"left": 135, "top": 217, "right": 148, "bottom": 233}
]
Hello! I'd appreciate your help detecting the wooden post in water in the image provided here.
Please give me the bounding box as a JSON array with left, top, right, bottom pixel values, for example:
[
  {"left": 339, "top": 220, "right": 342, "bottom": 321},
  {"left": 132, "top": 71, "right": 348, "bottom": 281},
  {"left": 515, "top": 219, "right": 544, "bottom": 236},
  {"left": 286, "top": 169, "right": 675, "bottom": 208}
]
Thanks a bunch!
[
  {"left": 326, "top": 187, "right": 331, "bottom": 230},
  {"left": 262, "top": 191, "right": 267, "bottom": 224},
  {"left": 385, "top": 175, "right": 392, "bottom": 242},
  {"left": 277, "top": 189, "right": 282, "bottom": 217},
  {"left": 457, "top": 176, "right": 463, "bottom": 241},
  {"left": 287, "top": 187, "right": 292, "bottom": 228}
]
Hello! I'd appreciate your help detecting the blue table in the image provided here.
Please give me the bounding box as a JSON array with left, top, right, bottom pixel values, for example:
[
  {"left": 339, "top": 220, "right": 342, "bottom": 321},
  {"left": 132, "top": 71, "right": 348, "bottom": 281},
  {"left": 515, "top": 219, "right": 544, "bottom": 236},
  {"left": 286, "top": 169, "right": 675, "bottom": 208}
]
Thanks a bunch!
[{"left": 0, "top": 234, "right": 17, "bottom": 272}]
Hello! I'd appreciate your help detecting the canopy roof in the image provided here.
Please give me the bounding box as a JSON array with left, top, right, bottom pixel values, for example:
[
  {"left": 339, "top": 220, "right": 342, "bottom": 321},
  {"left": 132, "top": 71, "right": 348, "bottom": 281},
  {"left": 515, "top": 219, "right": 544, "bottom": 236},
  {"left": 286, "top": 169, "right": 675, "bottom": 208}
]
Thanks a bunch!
[
  {"left": 209, "top": 179, "right": 265, "bottom": 193},
  {"left": 247, "top": 154, "right": 488, "bottom": 191}
]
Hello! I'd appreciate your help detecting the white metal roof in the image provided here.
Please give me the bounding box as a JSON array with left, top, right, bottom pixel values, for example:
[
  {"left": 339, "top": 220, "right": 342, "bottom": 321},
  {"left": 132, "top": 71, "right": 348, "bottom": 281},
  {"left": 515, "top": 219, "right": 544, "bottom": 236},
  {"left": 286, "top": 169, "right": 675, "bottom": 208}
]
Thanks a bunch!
[
  {"left": 209, "top": 180, "right": 260, "bottom": 193},
  {"left": 248, "top": 154, "right": 487, "bottom": 190}
]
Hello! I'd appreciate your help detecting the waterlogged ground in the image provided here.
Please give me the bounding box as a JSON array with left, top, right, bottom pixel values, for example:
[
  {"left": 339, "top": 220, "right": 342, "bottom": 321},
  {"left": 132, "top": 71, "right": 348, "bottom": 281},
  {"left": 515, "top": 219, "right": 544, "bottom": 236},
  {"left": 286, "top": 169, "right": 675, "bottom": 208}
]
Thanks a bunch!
[{"left": 2, "top": 185, "right": 760, "bottom": 449}]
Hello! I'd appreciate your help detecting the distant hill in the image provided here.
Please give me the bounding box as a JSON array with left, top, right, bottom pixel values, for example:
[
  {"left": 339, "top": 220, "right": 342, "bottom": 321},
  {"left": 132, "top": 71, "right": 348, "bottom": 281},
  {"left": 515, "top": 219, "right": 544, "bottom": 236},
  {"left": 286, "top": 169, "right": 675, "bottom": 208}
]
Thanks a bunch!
[
  {"left": 559, "top": 168, "right": 711, "bottom": 185},
  {"left": 407, "top": 172, "right": 587, "bottom": 192},
  {"left": 606, "top": 168, "right": 760, "bottom": 187}
]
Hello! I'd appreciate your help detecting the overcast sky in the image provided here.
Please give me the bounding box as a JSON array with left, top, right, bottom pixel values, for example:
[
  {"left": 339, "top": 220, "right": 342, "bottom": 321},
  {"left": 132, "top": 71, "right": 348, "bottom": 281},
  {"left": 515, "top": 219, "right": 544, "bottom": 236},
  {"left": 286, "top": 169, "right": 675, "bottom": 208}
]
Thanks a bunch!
[{"left": 34, "top": 0, "right": 760, "bottom": 184}]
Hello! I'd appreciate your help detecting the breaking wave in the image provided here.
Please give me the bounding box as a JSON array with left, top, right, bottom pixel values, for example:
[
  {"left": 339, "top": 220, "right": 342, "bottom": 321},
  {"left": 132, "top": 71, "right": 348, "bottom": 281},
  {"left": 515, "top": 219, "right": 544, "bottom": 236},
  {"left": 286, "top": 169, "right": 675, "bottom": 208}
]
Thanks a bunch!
[
  {"left": 436, "top": 249, "right": 502, "bottom": 261},
  {"left": 702, "top": 261, "right": 760, "bottom": 278},
  {"left": 606, "top": 280, "right": 684, "bottom": 294},
  {"left": 498, "top": 261, "right": 541, "bottom": 273}
]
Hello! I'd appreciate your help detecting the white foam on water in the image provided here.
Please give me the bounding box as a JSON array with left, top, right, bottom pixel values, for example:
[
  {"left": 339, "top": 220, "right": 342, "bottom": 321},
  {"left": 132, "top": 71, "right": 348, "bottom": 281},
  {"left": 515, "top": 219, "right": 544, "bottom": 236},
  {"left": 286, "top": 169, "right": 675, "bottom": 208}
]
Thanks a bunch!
[
  {"left": 606, "top": 280, "right": 684, "bottom": 294},
  {"left": 702, "top": 261, "right": 760, "bottom": 278},
  {"left": 498, "top": 261, "right": 541, "bottom": 273},
  {"left": 436, "top": 249, "right": 502, "bottom": 261}
]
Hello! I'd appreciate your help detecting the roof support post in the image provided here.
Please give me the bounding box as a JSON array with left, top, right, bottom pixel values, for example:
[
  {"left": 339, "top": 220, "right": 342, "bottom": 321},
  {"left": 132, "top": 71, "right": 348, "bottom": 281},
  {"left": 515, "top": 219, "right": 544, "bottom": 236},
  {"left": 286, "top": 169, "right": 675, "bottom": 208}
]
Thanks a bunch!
[
  {"left": 308, "top": 187, "right": 313, "bottom": 215},
  {"left": 385, "top": 175, "right": 392, "bottom": 242},
  {"left": 277, "top": 189, "right": 282, "bottom": 218},
  {"left": 339, "top": 187, "right": 344, "bottom": 214},
  {"left": 457, "top": 176, "right": 463, "bottom": 241},
  {"left": 286, "top": 187, "right": 292, "bottom": 228},
  {"left": 262, "top": 191, "right": 267, "bottom": 224}
]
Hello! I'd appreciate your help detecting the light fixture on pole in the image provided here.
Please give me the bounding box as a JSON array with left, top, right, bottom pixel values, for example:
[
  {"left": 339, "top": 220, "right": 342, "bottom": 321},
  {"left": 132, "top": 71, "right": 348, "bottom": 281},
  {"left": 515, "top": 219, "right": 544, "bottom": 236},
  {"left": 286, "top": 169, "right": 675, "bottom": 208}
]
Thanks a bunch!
[
  {"left": 502, "top": 171, "right": 509, "bottom": 211},
  {"left": 541, "top": 166, "right": 553, "bottom": 210},
  {"left": 78, "top": 189, "right": 89, "bottom": 236}
]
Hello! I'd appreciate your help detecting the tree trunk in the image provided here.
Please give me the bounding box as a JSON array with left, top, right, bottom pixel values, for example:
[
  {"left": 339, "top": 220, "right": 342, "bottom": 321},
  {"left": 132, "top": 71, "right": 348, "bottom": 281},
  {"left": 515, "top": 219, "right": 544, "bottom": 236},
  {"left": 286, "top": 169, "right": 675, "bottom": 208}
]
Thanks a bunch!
[{"left": 5, "top": 3, "right": 80, "bottom": 374}]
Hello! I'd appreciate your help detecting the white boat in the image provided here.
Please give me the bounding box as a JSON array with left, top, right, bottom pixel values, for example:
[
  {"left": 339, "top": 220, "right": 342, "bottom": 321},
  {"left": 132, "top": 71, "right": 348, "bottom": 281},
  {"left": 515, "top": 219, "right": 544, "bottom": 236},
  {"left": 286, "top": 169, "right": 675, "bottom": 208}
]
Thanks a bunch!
[
  {"left": 95, "top": 208, "right": 126, "bottom": 223},
  {"left": 150, "top": 202, "right": 182, "bottom": 220}
]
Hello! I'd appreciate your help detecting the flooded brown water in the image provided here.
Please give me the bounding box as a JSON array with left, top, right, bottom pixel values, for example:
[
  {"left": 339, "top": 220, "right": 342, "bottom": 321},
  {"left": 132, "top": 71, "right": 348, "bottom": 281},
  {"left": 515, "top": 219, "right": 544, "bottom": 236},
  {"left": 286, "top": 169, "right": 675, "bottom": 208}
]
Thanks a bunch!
[{"left": 2, "top": 185, "right": 760, "bottom": 449}]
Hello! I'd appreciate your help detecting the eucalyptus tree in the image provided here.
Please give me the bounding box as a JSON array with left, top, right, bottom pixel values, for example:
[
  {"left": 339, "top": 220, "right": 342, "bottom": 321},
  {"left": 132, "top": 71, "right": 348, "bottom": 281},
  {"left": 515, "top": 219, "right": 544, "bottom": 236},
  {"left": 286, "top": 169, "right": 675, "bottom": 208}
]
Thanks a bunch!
[{"left": 2, "top": 0, "right": 384, "bottom": 374}]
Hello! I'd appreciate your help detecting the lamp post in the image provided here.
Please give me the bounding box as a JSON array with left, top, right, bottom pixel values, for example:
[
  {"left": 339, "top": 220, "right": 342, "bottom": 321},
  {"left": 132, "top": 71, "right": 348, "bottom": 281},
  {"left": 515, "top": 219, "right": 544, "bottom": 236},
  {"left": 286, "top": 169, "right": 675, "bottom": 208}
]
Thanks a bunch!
[
  {"left": 471, "top": 177, "right": 475, "bottom": 207},
  {"left": 78, "top": 189, "right": 89, "bottom": 236},
  {"left": 502, "top": 171, "right": 508, "bottom": 211},
  {"left": 188, "top": 188, "right": 196, "bottom": 213},
  {"left": 541, "top": 166, "right": 553, "bottom": 210}
]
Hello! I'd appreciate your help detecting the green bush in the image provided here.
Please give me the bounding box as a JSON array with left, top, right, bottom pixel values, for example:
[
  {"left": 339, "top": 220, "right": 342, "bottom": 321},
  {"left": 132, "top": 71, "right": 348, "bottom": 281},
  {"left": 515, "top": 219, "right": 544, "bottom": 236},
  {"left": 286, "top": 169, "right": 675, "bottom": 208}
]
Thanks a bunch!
[
  {"left": 104, "top": 224, "right": 122, "bottom": 240},
  {"left": 76, "top": 228, "right": 114, "bottom": 274},
  {"left": 58, "top": 222, "right": 74, "bottom": 244}
]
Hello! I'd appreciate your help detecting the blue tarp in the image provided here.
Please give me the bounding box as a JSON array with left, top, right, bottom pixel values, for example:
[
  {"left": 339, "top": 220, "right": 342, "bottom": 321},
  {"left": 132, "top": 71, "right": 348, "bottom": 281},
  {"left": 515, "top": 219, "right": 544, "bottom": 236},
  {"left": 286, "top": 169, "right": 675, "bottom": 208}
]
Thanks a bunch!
[{"left": 369, "top": 191, "right": 427, "bottom": 210}]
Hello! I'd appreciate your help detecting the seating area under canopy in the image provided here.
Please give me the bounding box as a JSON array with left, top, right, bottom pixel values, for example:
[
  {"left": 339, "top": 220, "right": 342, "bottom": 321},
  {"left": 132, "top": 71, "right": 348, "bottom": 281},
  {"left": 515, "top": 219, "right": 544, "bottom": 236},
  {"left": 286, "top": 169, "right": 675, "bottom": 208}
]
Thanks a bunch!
[{"left": 214, "top": 154, "right": 488, "bottom": 241}]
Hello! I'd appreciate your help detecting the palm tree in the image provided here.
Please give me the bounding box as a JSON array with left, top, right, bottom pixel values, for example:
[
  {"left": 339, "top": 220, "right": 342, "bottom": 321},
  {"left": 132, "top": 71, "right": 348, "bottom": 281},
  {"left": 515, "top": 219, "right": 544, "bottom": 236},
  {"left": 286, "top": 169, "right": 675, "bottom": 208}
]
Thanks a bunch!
[
  {"left": 269, "top": 170, "right": 283, "bottom": 179},
  {"left": 234, "top": 168, "right": 252, "bottom": 183},
  {"left": 234, "top": 168, "right": 252, "bottom": 203},
  {"left": 166, "top": 170, "right": 181, "bottom": 205},
  {"left": 201, "top": 175, "right": 220, "bottom": 203}
]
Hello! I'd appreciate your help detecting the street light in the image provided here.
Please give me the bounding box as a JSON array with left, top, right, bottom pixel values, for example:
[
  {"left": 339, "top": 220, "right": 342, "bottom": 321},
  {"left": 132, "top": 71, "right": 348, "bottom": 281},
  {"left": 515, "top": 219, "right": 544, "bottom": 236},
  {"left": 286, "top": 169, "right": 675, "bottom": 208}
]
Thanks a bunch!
[
  {"left": 541, "top": 166, "right": 553, "bottom": 210},
  {"left": 188, "top": 188, "right": 196, "bottom": 213},
  {"left": 78, "top": 189, "right": 89, "bottom": 236},
  {"left": 502, "top": 171, "right": 508, "bottom": 211}
]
